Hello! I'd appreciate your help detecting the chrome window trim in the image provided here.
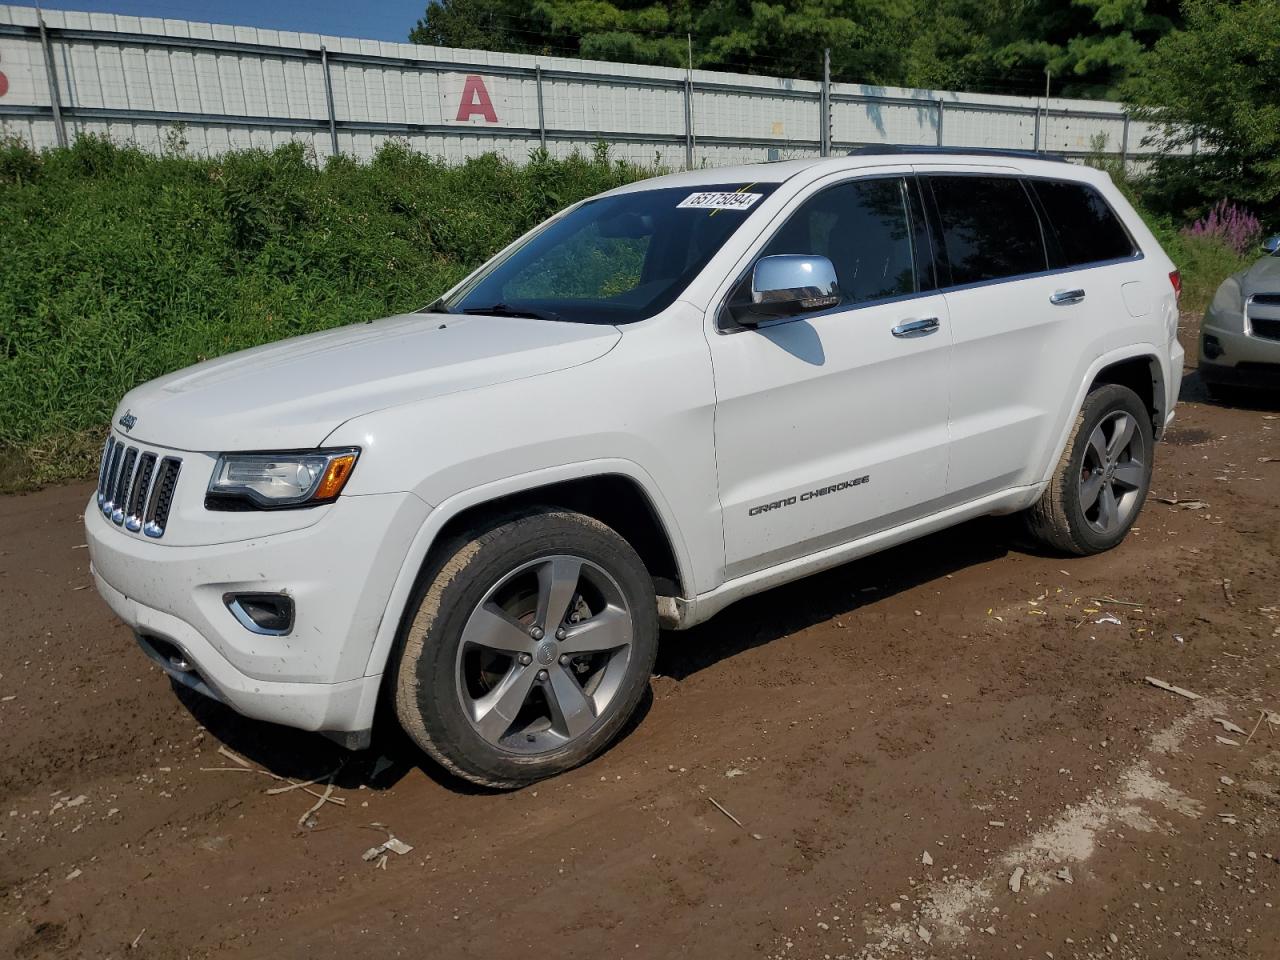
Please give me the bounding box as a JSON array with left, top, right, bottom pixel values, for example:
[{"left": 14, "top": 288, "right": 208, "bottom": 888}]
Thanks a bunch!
[{"left": 936, "top": 253, "right": 1146, "bottom": 297}]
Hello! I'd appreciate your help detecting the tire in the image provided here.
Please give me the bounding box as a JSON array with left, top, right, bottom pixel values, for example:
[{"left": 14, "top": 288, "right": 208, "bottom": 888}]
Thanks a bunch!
[
  {"left": 392, "top": 508, "right": 659, "bottom": 789},
  {"left": 1023, "top": 383, "right": 1155, "bottom": 556}
]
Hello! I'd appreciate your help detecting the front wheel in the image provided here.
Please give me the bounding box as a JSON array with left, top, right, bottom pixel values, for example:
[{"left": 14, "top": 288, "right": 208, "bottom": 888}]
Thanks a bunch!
[
  {"left": 1023, "top": 383, "right": 1155, "bottom": 555},
  {"left": 392, "top": 509, "right": 659, "bottom": 789}
]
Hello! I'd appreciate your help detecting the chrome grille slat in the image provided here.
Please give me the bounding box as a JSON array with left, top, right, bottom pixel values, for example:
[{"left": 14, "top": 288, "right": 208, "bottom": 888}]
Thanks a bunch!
[
  {"left": 125, "top": 453, "right": 157, "bottom": 532},
  {"left": 101, "top": 442, "right": 126, "bottom": 516},
  {"left": 95, "top": 436, "right": 181, "bottom": 539},
  {"left": 96, "top": 436, "right": 117, "bottom": 506},
  {"left": 145, "top": 458, "right": 182, "bottom": 539},
  {"left": 111, "top": 448, "right": 138, "bottom": 524}
]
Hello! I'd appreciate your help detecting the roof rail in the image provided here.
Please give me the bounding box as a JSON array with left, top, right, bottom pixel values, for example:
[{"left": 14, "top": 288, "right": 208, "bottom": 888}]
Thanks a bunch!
[{"left": 845, "top": 145, "right": 1071, "bottom": 163}]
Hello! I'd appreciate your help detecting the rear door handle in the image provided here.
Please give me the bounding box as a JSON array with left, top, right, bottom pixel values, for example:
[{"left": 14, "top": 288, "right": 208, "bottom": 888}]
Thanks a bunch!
[
  {"left": 891, "top": 317, "right": 940, "bottom": 338},
  {"left": 1050, "top": 288, "right": 1087, "bottom": 305}
]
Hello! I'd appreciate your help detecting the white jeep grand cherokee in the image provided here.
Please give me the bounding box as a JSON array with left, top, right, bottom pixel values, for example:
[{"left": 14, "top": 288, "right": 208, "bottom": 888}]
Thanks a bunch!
[{"left": 87, "top": 150, "right": 1184, "bottom": 787}]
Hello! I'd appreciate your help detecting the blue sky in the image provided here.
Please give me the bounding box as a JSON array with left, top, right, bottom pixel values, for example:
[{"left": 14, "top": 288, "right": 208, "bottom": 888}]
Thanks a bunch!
[{"left": 12, "top": 1, "right": 429, "bottom": 42}]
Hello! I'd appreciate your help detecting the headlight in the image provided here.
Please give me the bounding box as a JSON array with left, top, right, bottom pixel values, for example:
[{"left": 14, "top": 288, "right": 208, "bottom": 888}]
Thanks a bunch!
[
  {"left": 206, "top": 448, "right": 359, "bottom": 509},
  {"left": 1208, "top": 278, "right": 1244, "bottom": 331}
]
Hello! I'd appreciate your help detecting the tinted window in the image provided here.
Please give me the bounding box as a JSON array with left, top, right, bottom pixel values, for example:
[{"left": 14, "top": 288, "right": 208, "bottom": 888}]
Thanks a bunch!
[
  {"left": 759, "top": 177, "right": 918, "bottom": 304},
  {"left": 929, "top": 176, "right": 1048, "bottom": 286},
  {"left": 445, "top": 182, "right": 777, "bottom": 324},
  {"left": 1032, "top": 179, "right": 1137, "bottom": 267}
]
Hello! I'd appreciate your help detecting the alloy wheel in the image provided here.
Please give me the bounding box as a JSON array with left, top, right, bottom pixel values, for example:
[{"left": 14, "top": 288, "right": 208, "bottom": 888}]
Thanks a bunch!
[
  {"left": 454, "top": 555, "right": 634, "bottom": 754},
  {"left": 1079, "top": 410, "right": 1146, "bottom": 535}
]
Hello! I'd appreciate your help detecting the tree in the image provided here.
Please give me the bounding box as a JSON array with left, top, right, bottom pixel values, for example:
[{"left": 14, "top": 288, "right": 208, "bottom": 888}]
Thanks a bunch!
[
  {"left": 409, "top": 0, "right": 552, "bottom": 54},
  {"left": 1126, "top": 0, "right": 1280, "bottom": 215},
  {"left": 408, "top": 0, "right": 1182, "bottom": 97},
  {"left": 987, "top": 0, "right": 1181, "bottom": 99}
]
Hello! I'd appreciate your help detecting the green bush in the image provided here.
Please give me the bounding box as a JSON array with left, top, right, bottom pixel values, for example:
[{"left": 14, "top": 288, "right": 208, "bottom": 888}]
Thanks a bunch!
[{"left": 0, "top": 136, "right": 651, "bottom": 487}]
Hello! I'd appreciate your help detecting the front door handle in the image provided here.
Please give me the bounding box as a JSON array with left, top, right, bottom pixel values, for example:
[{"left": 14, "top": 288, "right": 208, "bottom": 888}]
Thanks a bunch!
[
  {"left": 891, "top": 317, "right": 940, "bottom": 338},
  {"left": 1050, "top": 288, "right": 1087, "bottom": 305}
]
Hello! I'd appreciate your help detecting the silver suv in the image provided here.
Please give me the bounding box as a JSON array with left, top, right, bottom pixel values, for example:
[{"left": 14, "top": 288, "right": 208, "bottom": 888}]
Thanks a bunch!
[{"left": 1201, "top": 235, "right": 1280, "bottom": 394}]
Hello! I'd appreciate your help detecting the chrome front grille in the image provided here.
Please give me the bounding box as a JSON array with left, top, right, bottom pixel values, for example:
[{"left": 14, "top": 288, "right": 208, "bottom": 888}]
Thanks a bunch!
[{"left": 96, "top": 436, "right": 182, "bottom": 538}]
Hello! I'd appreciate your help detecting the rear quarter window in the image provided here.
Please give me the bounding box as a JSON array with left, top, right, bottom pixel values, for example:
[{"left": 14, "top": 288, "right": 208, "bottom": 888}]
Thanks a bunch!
[{"left": 1031, "top": 179, "right": 1138, "bottom": 267}]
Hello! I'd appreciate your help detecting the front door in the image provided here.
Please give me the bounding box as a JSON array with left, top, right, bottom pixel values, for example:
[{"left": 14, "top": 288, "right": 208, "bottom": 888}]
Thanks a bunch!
[{"left": 708, "top": 173, "right": 952, "bottom": 581}]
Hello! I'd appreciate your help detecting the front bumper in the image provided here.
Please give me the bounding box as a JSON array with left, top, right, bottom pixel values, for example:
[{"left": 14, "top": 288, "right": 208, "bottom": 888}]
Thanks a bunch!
[
  {"left": 1198, "top": 357, "right": 1280, "bottom": 389},
  {"left": 86, "top": 489, "right": 430, "bottom": 739},
  {"left": 1200, "top": 314, "right": 1280, "bottom": 389}
]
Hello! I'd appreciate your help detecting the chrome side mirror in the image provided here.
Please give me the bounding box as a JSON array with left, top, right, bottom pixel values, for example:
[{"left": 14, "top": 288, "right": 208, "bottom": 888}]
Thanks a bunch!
[
  {"left": 745, "top": 255, "right": 841, "bottom": 322},
  {"left": 1263, "top": 235, "right": 1280, "bottom": 256}
]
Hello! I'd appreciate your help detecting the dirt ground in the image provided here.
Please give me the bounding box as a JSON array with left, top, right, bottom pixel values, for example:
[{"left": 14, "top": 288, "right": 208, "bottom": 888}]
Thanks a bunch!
[{"left": 2, "top": 349, "right": 1279, "bottom": 959}]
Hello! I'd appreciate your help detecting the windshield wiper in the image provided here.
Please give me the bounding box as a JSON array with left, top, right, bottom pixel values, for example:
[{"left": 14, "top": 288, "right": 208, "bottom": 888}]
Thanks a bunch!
[{"left": 461, "top": 302, "right": 564, "bottom": 322}]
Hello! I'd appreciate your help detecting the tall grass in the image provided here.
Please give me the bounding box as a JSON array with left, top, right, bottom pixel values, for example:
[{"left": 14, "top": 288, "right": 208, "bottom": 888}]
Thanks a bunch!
[
  {"left": 0, "top": 135, "right": 651, "bottom": 488},
  {"left": 0, "top": 134, "right": 1258, "bottom": 490}
]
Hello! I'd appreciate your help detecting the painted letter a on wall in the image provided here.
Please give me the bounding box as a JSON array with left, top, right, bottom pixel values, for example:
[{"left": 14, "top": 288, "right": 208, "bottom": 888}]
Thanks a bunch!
[{"left": 456, "top": 75, "right": 498, "bottom": 123}]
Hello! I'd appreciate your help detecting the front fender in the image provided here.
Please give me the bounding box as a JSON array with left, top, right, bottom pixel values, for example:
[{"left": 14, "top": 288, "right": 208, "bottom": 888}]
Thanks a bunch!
[{"left": 357, "top": 458, "right": 697, "bottom": 679}]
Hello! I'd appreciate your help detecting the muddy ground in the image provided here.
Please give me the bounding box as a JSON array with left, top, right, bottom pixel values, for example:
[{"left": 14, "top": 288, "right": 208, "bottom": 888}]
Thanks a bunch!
[{"left": 2, "top": 358, "right": 1279, "bottom": 959}]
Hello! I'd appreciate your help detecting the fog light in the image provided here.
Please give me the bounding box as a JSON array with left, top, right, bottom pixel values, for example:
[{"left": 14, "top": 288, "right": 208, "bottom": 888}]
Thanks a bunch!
[
  {"left": 224, "top": 592, "right": 295, "bottom": 635},
  {"left": 1202, "top": 334, "right": 1224, "bottom": 360}
]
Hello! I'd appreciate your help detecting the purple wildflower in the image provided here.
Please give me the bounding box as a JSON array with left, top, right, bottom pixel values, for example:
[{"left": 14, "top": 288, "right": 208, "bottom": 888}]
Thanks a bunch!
[{"left": 1183, "top": 199, "right": 1262, "bottom": 255}]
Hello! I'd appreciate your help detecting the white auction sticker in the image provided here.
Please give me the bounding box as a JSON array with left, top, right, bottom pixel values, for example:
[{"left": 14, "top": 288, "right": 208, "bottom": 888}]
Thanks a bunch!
[{"left": 677, "top": 191, "right": 763, "bottom": 211}]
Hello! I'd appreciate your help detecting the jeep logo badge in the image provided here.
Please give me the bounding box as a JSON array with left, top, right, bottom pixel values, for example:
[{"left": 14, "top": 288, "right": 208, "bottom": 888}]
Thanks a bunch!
[{"left": 118, "top": 410, "right": 137, "bottom": 432}]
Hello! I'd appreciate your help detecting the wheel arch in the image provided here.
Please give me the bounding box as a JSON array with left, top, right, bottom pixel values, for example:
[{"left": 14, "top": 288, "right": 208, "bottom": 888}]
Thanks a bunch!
[
  {"left": 1089, "top": 353, "right": 1165, "bottom": 440},
  {"left": 1039, "top": 345, "right": 1167, "bottom": 488},
  {"left": 362, "top": 460, "right": 695, "bottom": 679}
]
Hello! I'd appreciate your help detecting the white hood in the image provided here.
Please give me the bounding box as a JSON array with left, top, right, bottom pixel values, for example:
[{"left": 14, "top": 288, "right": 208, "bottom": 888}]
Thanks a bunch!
[{"left": 114, "top": 312, "right": 620, "bottom": 451}]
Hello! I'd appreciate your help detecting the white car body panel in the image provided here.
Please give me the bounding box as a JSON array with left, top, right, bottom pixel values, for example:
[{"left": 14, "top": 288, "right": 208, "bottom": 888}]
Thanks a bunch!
[
  {"left": 119, "top": 312, "right": 621, "bottom": 451},
  {"left": 86, "top": 152, "right": 1183, "bottom": 743},
  {"left": 709, "top": 291, "right": 953, "bottom": 579}
]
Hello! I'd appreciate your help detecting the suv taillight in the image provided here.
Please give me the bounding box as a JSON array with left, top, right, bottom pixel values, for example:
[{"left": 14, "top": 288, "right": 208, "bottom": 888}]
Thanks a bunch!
[{"left": 1169, "top": 269, "right": 1182, "bottom": 301}]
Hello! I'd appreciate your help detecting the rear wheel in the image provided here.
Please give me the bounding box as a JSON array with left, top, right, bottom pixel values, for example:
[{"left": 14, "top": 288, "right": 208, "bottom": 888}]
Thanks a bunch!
[
  {"left": 393, "top": 509, "right": 658, "bottom": 789},
  {"left": 1024, "top": 383, "right": 1154, "bottom": 555}
]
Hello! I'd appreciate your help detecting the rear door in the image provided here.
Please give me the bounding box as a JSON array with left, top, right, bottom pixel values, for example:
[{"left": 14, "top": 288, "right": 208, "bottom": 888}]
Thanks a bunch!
[
  {"left": 920, "top": 169, "right": 1119, "bottom": 501},
  {"left": 1028, "top": 177, "right": 1147, "bottom": 358}
]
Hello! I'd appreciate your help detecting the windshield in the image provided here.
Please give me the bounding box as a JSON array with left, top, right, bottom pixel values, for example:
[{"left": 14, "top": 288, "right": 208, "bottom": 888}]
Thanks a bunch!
[{"left": 441, "top": 182, "right": 778, "bottom": 324}]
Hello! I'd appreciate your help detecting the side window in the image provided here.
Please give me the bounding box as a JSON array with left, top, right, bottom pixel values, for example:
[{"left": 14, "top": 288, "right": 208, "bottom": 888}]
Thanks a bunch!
[
  {"left": 1031, "top": 179, "right": 1137, "bottom": 267},
  {"left": 929, "top": 176, "right": 1048, "bottom": 286},
  {"left": 759, "top": 177, "right": 918, "bottom": 305}
]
